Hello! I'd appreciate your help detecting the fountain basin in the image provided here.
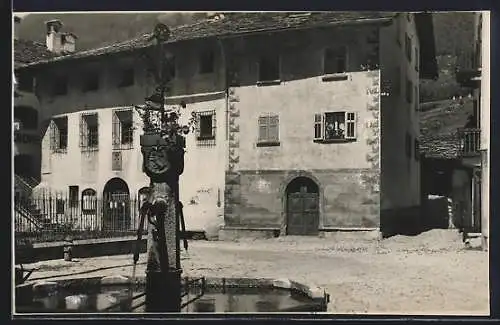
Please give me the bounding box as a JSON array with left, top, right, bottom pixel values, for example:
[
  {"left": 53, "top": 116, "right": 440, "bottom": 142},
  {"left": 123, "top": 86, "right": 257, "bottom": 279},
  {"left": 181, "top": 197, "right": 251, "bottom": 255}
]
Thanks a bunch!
[{"left": 15, "top": 276, "right": 329, "bottom": 313}]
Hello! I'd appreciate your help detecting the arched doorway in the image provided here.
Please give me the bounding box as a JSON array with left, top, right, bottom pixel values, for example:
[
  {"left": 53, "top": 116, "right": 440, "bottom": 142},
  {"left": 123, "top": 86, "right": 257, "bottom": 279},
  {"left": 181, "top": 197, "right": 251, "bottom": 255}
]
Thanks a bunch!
[
  {"left": 285, "top": 177, "right": 320, "bottom": 236},
  {"left": 103, "top": 178, "right": 130, "bottom": 231}
]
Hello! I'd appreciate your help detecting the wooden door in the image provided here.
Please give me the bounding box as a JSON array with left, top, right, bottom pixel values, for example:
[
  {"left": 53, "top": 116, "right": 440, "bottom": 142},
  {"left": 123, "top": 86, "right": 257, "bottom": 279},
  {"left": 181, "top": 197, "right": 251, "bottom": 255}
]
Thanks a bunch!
[{"left": 287, "top": 192, "right": 319, "bottom": 236}]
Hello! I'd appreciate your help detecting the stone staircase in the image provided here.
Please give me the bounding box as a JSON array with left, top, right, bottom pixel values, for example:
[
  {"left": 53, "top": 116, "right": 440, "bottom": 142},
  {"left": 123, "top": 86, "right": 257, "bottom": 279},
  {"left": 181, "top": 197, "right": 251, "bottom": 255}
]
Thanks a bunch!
[{"left": 14, "top": 174, "right": 51, "bottom": 231}]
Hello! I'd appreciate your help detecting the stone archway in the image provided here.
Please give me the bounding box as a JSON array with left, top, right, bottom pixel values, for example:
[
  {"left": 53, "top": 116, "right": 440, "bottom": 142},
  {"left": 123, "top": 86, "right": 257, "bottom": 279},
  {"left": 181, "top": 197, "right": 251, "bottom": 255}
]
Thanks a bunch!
[
  {"left": 102, "top": 178, "right": 130, "bottom": 231},
  {"left": 285, "top": 177, "right": 320, "bottom": 236}
]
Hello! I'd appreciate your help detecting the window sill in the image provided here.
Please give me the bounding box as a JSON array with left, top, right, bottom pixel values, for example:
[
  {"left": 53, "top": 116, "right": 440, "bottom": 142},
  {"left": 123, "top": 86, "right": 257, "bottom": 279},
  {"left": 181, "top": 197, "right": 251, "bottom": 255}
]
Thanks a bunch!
[
  {"left": 81, "top": 148, "right": 99, "bottom": 152},
  {"left": 113, "top": 145, "right": 134, "bottom": 150},
  {"left": 257, "top": 80, "right": 282, "bottom": 86},
  {"left": 256, "top": 141, "right": 281, "bottom": 147},
  {"left": 197, "top": 136, "right": 216, "bottom": 141},
  {"left": 322, "top": 74, "right": 348, "bottom": 82},
  {"left": 313, "top": 138, "right": 356, "bottom": 144},
  {"left": 52, "top": 149, "right": 68, "bottom": 154}
]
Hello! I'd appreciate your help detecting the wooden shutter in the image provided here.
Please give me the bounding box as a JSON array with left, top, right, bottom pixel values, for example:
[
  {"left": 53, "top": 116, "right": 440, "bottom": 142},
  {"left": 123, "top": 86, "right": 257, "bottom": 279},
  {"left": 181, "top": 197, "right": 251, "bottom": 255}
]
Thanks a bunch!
[
  {"left": 49, "top": 120, "right": 57, "bottom": 151},
  {"left": 345, "top": 112, "right": 357, "bottom": 140},
  {"left": 258, "top": 115, "right": 269, "bottom": 142},
  {"left": 112, "top": 111, "right": 120, "bottom": 149},
  {"left": 268, "top": 115, "right": 279, "bottom": 142},
  {"left": 313, "top": 113, "right": 323, "bottom": 140}
]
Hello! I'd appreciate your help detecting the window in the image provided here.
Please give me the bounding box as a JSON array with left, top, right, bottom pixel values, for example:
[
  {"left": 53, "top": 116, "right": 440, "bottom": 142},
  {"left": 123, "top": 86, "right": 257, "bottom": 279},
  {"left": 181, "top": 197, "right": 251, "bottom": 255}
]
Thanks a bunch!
[
  {"left": 112, "top": 151, "right": 122, "bottom": 171},
  {"left": 195, "top": 110, "right": 216, "bottom": 146},
  {"left": 313, "top": 111, "right": 357, "bottom": 142},
  {"left": 118, "top": 68, "right": 134, "bottom": 87},
  {"left": 405, "top": 34, "right": 412, "bottom": 62},
  {"left": 50, "top": 116, "right": 68, "bottom": 152},
  {"left": 199, "top": 50, "right": 214, "bottom": 74},
  {"left": 69, "top": 185, "right": 79, "bottom": 208},
  {"left": 16, "top": 71, "right": 34, "bottom": 92},
  {"left": 257, "top": 114, "right": 279, "bottom": 146},
  {"left": 112, "top": 109, "right": 134, "bottom": 150},
  {"left": 53, "top": 76, "right": 68, "bottom": 96},
  {"left": 81, "top": 188, "right": 97, "bottom": 213},
  {"left": 324, "top": 46, "right": 348, "bottom": 74},
  {"left": 258, "top": 53, "right": 280, "bottom": 82},
  {"left": 80, "top": 113, "right": 99, "bottom": 151},
  {"left": 414, "top": 139, "right": 420, "bottom": 161},
  {"left": 83, "top": 72, "right": 99, "bottom": 92},
  {"left": 405, "top": 133, "right": 412, "bottom": 159},
  {"left": 406, "top": 78, "right": 413, "bottom": 103}
]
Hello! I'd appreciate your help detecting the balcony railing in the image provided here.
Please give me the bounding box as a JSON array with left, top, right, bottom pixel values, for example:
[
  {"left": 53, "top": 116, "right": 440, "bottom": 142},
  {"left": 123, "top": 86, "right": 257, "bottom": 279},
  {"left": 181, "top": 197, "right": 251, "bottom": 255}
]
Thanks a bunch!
[
  {"left": 458, "top": 128, "right": 481, "bottom": 157},
  {"left": 455, "top": 49, "right": 481, "bottom": 88}
]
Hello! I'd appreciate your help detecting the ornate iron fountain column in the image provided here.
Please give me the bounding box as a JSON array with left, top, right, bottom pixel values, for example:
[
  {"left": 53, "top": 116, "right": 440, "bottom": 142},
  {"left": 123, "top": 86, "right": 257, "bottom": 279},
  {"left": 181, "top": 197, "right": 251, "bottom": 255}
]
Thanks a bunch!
[{"left": 136, "top": 23, "right": 193, "bottom": 312}]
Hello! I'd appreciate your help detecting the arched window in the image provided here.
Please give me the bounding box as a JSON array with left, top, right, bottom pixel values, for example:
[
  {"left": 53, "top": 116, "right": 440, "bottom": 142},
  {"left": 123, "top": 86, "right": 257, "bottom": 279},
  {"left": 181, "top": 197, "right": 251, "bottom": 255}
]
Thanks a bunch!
[{"left": 81, "top": 188, "right": 97, "bottom": 213}]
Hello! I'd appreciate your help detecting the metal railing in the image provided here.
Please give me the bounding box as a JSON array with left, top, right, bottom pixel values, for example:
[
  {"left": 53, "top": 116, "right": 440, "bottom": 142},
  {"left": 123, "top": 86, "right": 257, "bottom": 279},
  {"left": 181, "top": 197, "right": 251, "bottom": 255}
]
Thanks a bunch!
[
  {"left": 458, "top": 128, "right": 481, "bottom": 157},
  {"left": 14, "top": 197, "right": 148, "bottom": 243},
  {"left": 14, "top": 174, "right": 38, "bottom": 199}
]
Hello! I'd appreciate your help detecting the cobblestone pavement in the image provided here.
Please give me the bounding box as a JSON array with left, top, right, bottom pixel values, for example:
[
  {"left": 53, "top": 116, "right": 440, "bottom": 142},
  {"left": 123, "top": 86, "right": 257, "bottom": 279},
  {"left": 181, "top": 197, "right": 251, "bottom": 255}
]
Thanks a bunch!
[{"left": 23, "top": 230, "right": 489, "bottom": 315}]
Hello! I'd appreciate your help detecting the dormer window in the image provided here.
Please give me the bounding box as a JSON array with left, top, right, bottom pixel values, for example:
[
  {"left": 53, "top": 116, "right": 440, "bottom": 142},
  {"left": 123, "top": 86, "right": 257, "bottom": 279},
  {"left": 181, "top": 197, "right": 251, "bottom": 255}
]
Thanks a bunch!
[
  {"left": 83, "top": 72, "right": 99, "bottom": 92},
  {"left": 199, "top": 50, "right": 214, "bottom": 74}
]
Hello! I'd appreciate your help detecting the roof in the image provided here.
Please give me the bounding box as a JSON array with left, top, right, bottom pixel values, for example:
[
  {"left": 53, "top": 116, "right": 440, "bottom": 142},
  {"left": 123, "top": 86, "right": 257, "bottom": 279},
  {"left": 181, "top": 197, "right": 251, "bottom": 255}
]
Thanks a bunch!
[
  {"left": 13, "top": 39, "right": 58, "bottom": 69},
  {"left": 17, "top": 12, "right": 438, "bottom": 78},
  {"left": 419, "top": 98, "right": 474, "bottom": 159},
  {"left": 16, "top": 12, "right": 396, "bottom": 67}
]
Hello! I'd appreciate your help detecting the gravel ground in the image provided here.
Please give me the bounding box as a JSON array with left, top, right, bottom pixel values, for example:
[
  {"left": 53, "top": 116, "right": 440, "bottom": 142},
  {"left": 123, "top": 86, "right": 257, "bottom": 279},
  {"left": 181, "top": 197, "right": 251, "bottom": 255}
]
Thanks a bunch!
[{"left": 22, "top": 229, "right": 489, "bottom": 315}]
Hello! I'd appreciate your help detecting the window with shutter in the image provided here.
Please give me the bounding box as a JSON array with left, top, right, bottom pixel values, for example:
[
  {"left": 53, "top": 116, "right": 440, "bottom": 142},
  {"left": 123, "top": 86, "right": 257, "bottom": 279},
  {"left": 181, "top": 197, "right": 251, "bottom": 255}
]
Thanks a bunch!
[
  {"left": 257, "top": 113, "right": 280, "bottom": 146},
  {"left": 112, "top": 109, "right": 134, "bottom": 150},
  {"left": 80, "top": 113, "right": 99, "bottom": 151},
  {"left": 314, "top": 113, "right": 323, "bottom": 140},
  {"left": 51, "top": 117, "right": 68, "bottom": 153},
  {"left": 313, "top": 111, "right": 357, "bottom": 143}
]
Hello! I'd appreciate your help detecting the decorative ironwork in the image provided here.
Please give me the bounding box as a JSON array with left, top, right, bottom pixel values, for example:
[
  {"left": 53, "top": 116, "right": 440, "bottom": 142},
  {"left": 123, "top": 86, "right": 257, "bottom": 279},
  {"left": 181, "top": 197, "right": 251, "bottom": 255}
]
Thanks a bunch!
[{"left": 79, "top": 113, "right": 99, "bottom": 151}]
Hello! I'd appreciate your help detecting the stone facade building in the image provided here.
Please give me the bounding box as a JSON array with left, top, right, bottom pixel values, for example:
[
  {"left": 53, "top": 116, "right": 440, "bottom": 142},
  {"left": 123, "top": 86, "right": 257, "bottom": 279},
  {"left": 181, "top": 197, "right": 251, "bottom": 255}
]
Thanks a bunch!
[{"left": 15, "top": 12, "right": 437, "bottom": 238}]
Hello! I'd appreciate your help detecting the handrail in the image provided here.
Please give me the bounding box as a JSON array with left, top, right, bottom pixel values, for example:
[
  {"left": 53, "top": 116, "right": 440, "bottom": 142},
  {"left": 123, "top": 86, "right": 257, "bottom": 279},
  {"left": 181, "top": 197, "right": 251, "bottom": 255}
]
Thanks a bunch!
[{"left": 14, "top": 204, "right": 43, "bottom": 231}]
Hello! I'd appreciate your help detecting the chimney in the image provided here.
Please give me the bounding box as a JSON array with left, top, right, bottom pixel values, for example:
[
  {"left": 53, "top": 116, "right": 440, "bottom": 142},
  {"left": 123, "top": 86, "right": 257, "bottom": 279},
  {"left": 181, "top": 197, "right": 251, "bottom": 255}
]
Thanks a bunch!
[
  {"left": 14, "top": 16, "right": 21, "bottom": 41},
  {"left": 45, "top": 19, "right": 76, "bottom": 54}
]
